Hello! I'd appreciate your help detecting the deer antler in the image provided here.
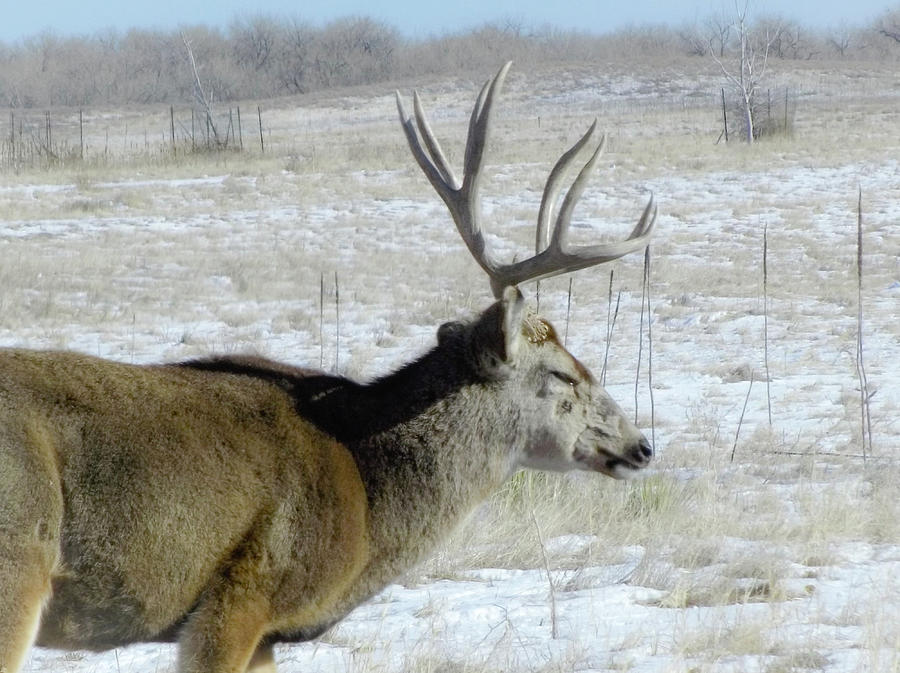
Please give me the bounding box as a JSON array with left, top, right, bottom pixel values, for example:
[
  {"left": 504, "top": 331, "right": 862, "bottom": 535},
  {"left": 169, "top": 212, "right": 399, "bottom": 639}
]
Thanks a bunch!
[{"left": 397, "top": 62, "right": 656, "bottom": 299}]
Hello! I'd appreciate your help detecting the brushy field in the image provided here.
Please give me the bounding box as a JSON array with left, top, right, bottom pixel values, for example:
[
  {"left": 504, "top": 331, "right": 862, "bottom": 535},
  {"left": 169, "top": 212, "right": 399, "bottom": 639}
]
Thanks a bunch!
[{"left": 3, "top": 59, "right": 899, "bottom": 672}]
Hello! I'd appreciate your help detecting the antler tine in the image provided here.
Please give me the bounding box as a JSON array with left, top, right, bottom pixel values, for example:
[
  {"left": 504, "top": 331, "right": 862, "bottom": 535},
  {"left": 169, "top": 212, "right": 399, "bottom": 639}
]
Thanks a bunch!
[
  {"left": 551, "top": 133, "right": 606, "bottom": 251},
  {"left": 396, "top": 93, "right": 455, "bottom": 200},
  {"left": 497, "top": 192, "right": 657, "bottom": 290},
  {"left": 397, "top": 63, "right": 514, "bottom": 286},
  {"left": 536, "top": 120, "right": 600, "bottom": 253},
  {"left": 463, "top": 61, "right": 511, "bottom": 193},
  {"left": 488, "top": 123, "right": 655, "bottom": 292},
  {"left": 411, "top": 92, "right": 459, "bottom": 189},
  {"left": 398, "top": 62, "right": 655, "bottom": 300},
  {"left": 559, "top": 194, "right": 656, "bottom": 270}
]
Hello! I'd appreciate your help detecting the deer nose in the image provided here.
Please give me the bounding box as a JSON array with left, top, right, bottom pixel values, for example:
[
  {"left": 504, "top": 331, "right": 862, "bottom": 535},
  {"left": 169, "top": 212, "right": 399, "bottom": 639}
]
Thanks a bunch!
[{"left": 635, "top": 435, "right": 653, "bottom": 463}]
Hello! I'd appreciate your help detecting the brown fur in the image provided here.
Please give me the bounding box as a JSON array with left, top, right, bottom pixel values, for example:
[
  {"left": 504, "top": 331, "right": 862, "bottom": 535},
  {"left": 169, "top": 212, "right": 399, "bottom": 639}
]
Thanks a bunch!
[
  {"left": 0, "top": 290, "right": 651, "bottom": 673},
  {"left": 1, "top": 350, "right": 368, "bottom": 673}
]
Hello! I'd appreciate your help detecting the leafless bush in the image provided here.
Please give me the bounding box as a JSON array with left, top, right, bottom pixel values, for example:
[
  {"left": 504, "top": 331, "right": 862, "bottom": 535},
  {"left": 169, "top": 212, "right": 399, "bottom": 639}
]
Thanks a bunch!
[
  {"left": 0, "top": 9, "right": 899, "bottom": 110},
  {"left": 724, "top": 86, "right": 795, "bottom": 141}
]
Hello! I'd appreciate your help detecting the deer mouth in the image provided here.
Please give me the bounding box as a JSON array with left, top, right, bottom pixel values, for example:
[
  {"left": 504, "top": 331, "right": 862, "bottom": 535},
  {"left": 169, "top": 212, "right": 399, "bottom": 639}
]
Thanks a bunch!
[
  {"left": 574, "top": 431, "right": 653, "bottom": 479},
  {"left": 599, "top": 455, "right": 646, "bottom": 479}
]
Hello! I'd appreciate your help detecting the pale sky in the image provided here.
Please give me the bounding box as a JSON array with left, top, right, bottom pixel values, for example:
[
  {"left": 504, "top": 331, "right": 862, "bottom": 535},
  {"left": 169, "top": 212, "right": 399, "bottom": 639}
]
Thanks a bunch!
[{"left": 1, "top": 0, "right": 895, "bottom": 43}]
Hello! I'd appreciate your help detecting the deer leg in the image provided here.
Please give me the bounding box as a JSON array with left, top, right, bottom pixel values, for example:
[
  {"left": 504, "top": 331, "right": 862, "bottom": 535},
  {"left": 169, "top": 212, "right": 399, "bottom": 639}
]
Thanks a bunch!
[
  {"left": 0, "top": 547, "right": 57, "bottom": 673},
  {"left": 1, "top": 429, "right": 62, "bottom": 673},
  {"left": 245, "top": 643, "right": 276, "bottom": 673},
  {"left": 176, "top": 580, "right": 272, "bottom": 673}
]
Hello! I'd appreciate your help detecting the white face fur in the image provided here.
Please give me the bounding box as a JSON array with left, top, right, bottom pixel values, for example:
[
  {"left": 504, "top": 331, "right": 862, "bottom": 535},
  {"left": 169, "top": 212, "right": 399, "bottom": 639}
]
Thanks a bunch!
[{"left": 487, "top": 287, "right": 652, "bottom": 479}]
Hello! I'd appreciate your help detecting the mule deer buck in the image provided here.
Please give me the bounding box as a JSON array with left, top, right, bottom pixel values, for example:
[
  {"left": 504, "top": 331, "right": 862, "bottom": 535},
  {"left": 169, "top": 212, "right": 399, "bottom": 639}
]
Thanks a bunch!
[{"left": 0, "top": 63, "right": 655, "bottom": 673}]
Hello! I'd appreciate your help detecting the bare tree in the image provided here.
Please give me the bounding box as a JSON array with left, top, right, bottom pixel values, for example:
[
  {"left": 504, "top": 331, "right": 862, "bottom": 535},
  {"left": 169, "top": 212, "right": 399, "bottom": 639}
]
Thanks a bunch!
[
  {"left": 878, "top": 8, "right": 900, "bottom": 43},
  {"left": 311, "top": 17, "right": 398, "bottom": 88},
  {"left": 230, "top": 15, "right": 278, "bottom": 73},
  {"left": 181, "top": 30, "right": 229, "bottom": 147},
  {"left": 709, "top": 1, "right": 781, "bottom": 143},
  {"left": 274, "top": 18, "right": 316, "bottom": 94},
  {"left": 758, "top": 15, "right": 818, "bottom": 60},
  {"left": 681, "top": 10, "right": 734, "bottom": 58},
  {"left": 826, "top": 22, "right": 854, "bottom": 57},
  {"left": 678, "top": 25, "right": 708, "bottom": 57},
  {"left": 707, "top": 10, "right": 734, "bottom": 57}
]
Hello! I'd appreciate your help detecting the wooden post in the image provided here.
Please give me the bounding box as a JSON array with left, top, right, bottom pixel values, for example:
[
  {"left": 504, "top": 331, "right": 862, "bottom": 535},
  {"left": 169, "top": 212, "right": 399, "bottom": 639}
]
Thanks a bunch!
[
  {"left": 257, "top": 105, "right": 264, "bottom": 154},
  {"left": 784, "top": 88, "right": 789, "bottom": 134},
  {"left": 79, "top": 109, "right": 84, "bottom": 160},
  {"left": 319, "top": 272, "right": 325, "bottom": 370},
  {"left": 170, "top": 105, "right": 176, "bottom": 156},
  {"left": 721, "top": 88, "right": 728, "bottom": 143},
  {"left": 236, "top": 106, "right": 243, "bottom": 151},
  {"left": 334, "top": 271, "right": 340, "bottom": 373}
]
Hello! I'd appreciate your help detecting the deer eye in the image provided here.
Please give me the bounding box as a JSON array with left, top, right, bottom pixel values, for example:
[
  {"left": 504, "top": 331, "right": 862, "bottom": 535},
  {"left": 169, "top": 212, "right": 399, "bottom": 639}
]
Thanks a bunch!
[{"left": 550, "top": 370, "right": 578, "bottom": 387}]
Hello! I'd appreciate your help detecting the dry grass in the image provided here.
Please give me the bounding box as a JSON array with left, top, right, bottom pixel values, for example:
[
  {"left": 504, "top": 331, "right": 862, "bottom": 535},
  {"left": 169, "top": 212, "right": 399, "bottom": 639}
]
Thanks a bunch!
[{"left": 3, "top": 59, "right": 900, "bottom": 671}]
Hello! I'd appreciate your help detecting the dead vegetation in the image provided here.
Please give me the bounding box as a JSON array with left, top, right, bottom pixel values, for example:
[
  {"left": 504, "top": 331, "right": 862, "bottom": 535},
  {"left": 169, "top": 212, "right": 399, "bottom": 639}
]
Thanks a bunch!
[{"left": 2, "top": 57, "right": 899, "bottom": 671}]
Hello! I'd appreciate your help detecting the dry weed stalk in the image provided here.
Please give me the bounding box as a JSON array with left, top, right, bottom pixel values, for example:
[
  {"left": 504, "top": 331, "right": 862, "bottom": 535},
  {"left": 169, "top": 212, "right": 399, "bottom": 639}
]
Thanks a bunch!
[
  {"left": 643, "top": 247, "right": 656, "bottom": 448},
  {"left": 601, "top": 270, "right": 620, "bottom": 387},
  {"left": 731, "top": 371, "right": 755, "bottom": 463},
  {"left": 528, "top": 507, "right": 558, "bottom": 640},
  {"left": 763, "top": 221, "right": 772, "bottom": 427},
  {"left": 635, "top": 246, "right": 655, "bottom": 444},
  {"left": 855, "top": 188, "right": 873, "bottom": 458},
  {"left": 319, "top": 272, "right": 326, "bottom": 370},
  {"left": 334, "top": 270, "right": 341, "bottom": 373}
]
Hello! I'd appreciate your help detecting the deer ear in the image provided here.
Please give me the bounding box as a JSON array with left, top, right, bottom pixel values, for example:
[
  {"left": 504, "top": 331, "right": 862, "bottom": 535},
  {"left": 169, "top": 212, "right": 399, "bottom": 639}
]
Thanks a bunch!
[
  {"left": 469, "top": 286, "right": 525, "bottom": 375},
  {"left": 500, "top": 286, "right": 525, "bottom": 363}
]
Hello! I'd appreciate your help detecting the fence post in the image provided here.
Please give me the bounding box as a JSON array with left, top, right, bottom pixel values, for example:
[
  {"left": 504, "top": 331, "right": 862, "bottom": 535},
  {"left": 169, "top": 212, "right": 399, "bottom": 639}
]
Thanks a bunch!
[
  {"left": 170, "top": 105, "right": 176, "bottom": 156},
  {"left": 784, "top": 88, "right": 789, "bottom": 134},
  {"left": 721, "top": 88, "right": 728, "bottom": 143},
  {"left": 257, "top": 105, "right": 264, "bottom": 154},
  {"left": 236, "top": 106, "right": 243, "bottom": 151}
]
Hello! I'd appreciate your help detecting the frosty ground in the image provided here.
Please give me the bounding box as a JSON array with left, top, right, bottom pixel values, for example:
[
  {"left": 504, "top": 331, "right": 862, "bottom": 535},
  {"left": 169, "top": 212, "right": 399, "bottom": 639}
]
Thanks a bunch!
[{"left": 1, "top": 61, "right": 898, "bottom": 671}]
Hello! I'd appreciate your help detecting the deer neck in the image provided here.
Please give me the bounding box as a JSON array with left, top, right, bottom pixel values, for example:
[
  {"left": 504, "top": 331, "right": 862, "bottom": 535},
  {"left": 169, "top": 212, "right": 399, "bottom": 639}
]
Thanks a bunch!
[{"left": 293, "top": 346, "right": 516, "bottom": 582}]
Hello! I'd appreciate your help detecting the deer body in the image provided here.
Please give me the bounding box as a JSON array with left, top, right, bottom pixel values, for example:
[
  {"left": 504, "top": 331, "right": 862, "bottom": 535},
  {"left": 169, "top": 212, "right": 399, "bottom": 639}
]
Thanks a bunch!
[
  {"left": 1, "top": 64, "right": 656, "bottom": 673},
  {"left": 1, "top": 348, "right": 369, "bottom": 664},
  {"left": 1, "top": 290, "right": 649, "bottom": 673}
]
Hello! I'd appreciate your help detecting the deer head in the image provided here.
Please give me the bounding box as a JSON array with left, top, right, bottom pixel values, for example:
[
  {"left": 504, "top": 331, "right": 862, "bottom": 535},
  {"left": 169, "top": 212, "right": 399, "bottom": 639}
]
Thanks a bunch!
[{"left": 394, "top": 62, "right": 657, "bottom": 477}]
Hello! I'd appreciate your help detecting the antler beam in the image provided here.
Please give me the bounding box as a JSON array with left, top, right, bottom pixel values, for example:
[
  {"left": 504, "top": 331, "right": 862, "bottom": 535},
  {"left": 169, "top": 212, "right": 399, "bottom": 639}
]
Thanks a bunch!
[{"left": 397, "top": 62, "right": 656, "bottom": 298}]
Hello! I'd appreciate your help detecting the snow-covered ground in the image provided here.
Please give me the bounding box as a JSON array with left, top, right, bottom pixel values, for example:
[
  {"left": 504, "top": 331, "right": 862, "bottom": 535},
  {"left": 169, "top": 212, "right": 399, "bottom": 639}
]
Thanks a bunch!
[
  {"left": 2, "top": 63, "right": 899, "bottom": 671},
  {"left": 18, "top": 540, "right": 900, "bottom": 672}
]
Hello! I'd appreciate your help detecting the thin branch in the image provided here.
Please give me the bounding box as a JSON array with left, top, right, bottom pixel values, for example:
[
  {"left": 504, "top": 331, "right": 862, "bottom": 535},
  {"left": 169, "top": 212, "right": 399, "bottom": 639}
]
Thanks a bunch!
[
  {"left": 529, "top": 507, "right": 558, "bottom": 639},
  {"left": 181, "top": 31, "right": 222, "bottom": 145},
  {"left": 731, "top": 371, "right": 755, "bottom": 463},
  {"left": 601, "top": 271, "right": 620, "bottom": 387},
  {"left": 563, "top": 277, "right": 573, "bottom": 348}
]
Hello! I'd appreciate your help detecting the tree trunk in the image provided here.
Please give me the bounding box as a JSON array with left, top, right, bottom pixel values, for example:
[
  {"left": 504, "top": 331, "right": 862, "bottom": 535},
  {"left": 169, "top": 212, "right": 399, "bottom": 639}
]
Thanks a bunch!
[{"left": 743, "top": 93, "right": 754, "bottom": 144}]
